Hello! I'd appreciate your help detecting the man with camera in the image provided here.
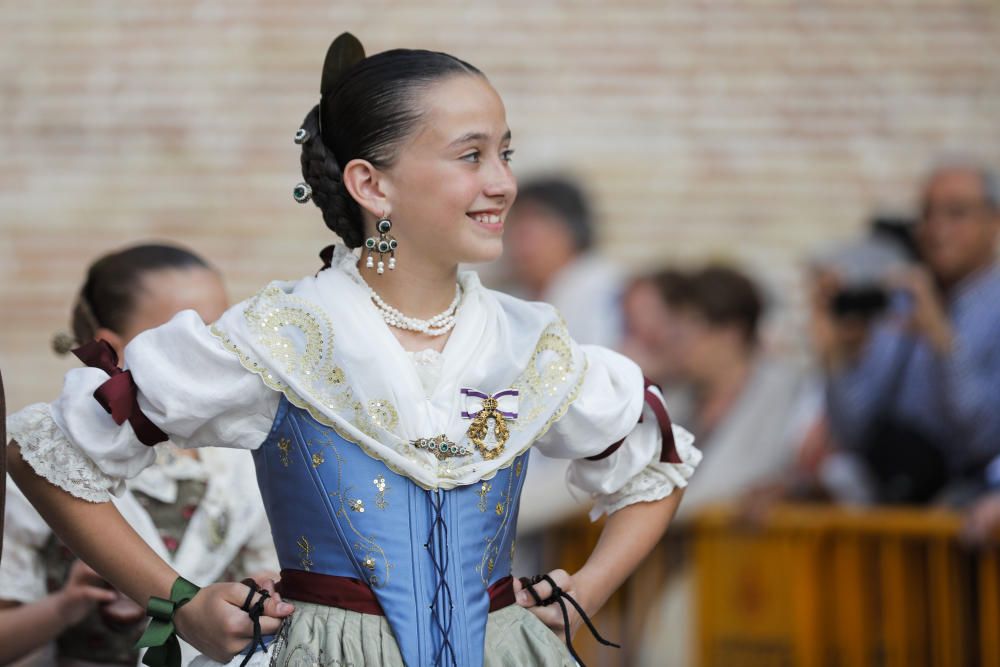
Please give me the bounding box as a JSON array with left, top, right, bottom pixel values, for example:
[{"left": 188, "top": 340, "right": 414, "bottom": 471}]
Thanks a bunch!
[{"left": 813, "top": 162, "right": 1000, "bottom": 505}]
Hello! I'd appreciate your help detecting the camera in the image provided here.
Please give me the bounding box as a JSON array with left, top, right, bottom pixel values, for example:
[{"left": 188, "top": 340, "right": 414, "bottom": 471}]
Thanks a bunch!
[{"left": 815, "top": 215, "right": 920, "bottom": 320}]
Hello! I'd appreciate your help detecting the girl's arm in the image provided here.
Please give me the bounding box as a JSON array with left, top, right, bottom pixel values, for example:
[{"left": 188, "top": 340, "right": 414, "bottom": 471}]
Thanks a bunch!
[
  {"left": 515, "top": 489, "right": 682, "bottom": 632},
  {"left": 7, "top": 442, "right": 293, "bottom": 662},
  {"left": 523, "top": 344, "right": 701, "bottom": 632}
]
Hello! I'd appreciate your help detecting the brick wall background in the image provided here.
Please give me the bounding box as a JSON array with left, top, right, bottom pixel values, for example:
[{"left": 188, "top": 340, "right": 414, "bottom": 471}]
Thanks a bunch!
[{"left": 2, "top": 1, "right": 999, "bottom": 410}]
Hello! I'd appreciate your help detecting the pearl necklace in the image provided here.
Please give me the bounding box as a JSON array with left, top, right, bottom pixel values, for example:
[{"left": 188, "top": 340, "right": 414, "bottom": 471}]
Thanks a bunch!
[{"left": 369, "top": 285, "right": 462, "bottom": 336}]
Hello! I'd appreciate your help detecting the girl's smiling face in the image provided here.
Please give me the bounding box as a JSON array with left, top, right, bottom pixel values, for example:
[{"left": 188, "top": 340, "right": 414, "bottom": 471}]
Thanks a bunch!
[{"left": 358, "top": 74, "right": 517, "bottom": 268}]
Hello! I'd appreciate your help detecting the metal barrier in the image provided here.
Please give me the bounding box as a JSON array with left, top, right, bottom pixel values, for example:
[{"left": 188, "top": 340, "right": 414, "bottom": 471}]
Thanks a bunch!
[
  {"left": 539, "top": 503, "right": 998, "bottom": 666},
  {"left": 694, "top": 504, "right": 997, "bottom": 667}
]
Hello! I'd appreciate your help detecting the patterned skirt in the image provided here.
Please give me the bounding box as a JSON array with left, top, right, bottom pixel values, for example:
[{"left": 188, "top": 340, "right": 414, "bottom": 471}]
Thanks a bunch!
[{"left": 194, "top": 600, "right": 576, "bottom": 667}]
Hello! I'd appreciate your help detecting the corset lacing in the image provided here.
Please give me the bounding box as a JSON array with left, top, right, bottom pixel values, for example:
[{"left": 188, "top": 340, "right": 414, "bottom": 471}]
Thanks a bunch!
[{"left": 425, "top": 489, "right": 457, "bottom": 666}]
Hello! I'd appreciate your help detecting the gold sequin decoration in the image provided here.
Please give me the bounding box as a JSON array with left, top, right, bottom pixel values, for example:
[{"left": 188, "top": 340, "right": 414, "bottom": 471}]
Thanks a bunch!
[
  {"left": 367, "top": 399, "right": 399, "bottom": 432},
  {"left": 327, "top": 367, "right": 345, "bottom": 384},
  {"left": 312, "top": 452, "right": 325, "bottom": 468},
  {"left": 478, "top": 482, "right": 492, "bottom": 513},
  {"left": 478, "top": 457, "right": 518, "bottom": 585},
  {"left": 211, "top": 285, "right": 403, "bottom": 461},
  {"left": 515, "top": 459, "right": 523, "bottom": 477},
  {"left": 374, "top": 475, "right": 388, "bottom": 510},
  {"left": 297, "top": 536, "right": 313, "bottom": 572},
  {"left": 510, "top": 322, "right": 575, "bottom": 427},
  {"left": 277, "top": 438, "right": 291, "bottom": 467},
  {"left": 317, "top": 432, "right": 392, "bottom": 588}
]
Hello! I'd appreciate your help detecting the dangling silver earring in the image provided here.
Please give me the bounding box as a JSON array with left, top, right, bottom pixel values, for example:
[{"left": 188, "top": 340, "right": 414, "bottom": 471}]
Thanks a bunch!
[
  {"left": 293, "top": 182, "right": 312, "bottom": 203},
  {"left": 365, "top": 216, "right": 397, "bottom": 274}
]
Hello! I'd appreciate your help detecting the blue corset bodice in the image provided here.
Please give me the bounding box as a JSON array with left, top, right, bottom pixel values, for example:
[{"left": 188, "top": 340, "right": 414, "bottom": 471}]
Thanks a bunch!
[{"left": 254, "top": 397, "right": 529, "bottom": 666}]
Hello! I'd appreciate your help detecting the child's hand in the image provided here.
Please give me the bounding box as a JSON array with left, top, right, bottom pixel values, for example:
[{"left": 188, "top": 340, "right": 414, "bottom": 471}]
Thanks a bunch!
[
  {"left": 962, "top": 491, "right": 1000, "bottom": 546},
  {"left": 174, "top": 581, "right": 294, "bottom": 662},
  {"left": 514, "top": 569, "right": 589, "bottom": 635},
  {"left": 99, "top": 593, "right": 146, "bottom": 626},
  {"left": 55, "top": 560, "right": 119, "bottom": 626}
]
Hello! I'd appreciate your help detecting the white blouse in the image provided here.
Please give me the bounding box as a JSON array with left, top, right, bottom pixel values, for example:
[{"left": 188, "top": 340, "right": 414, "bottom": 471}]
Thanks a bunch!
[{"left": 8, "top": 246, "right": 699, "bottom": 518}]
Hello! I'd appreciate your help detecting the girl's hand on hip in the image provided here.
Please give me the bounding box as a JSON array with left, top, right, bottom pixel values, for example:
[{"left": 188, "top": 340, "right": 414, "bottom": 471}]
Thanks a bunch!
[
  {"left": 514, "top": 568, "right": 590, "bottom": 636},
  {"left": 174, "top": 581, "right": 294, "bottom": 662}
]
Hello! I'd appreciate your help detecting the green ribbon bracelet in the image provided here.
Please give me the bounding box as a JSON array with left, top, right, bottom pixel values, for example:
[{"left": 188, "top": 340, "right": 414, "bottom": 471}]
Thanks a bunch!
[{"left": 135, "top": 576, "right": 201, "bottom": 667}]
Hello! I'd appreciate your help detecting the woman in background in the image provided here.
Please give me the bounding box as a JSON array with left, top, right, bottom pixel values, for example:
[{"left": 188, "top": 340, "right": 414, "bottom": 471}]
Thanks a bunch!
[{"left": 639, "top": 265, "right": 820, "bottom": 667}]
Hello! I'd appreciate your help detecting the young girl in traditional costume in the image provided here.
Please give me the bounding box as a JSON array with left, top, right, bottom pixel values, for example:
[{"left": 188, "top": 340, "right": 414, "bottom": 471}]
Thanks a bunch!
[
  {"left": 1, "top": 244, "right": 276, "bottom": 666},
  {"left": 7, "top": 34, "right": 700, "bottom": 667}
]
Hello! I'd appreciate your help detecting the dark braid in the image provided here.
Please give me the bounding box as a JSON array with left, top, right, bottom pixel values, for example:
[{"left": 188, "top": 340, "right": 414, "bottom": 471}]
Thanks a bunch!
[{"left": 299, "top": 105, "right": 365, "bottom": 248}]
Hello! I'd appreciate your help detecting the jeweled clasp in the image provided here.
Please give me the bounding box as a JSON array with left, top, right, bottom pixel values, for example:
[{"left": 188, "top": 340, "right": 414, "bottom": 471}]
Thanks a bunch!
[{"left": 411, "top": 434, "right": 471, "bottom": 460}]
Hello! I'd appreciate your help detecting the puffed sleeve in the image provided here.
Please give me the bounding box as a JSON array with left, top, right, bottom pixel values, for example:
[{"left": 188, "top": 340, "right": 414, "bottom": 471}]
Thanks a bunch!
[
  {"left": 533, "top": 345, "right": 701, "bottom": 520},
  {"left": 8, "top": 310, "right": 279, "bottom": 504}
]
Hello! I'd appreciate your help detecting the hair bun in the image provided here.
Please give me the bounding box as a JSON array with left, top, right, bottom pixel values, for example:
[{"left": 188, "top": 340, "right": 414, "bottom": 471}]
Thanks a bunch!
[
  {"left": 321, "top": 33, "right": 366, "bottom": 97},
  {"left": 51, "top": 331, "right": 77, "bottom": 356}
]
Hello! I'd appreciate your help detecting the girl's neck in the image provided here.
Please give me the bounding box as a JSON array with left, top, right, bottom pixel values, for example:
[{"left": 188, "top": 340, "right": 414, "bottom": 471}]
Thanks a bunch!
[{"left": 358, "top": 256, "right": 460, "bottom": 319}]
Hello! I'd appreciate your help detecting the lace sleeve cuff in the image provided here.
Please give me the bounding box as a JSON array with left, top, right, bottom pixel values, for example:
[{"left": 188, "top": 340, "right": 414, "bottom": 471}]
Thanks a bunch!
[
  {"left": 8, "top": 403, "right": 124, "bottom": 503},
  {"left": 589, "top": 425, "right": 701, "bottom": 520}
]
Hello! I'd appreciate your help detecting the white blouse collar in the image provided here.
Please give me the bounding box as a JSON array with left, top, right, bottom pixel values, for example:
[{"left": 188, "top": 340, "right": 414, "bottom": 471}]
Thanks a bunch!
[{"left": 212, "top": 245, "right": 585, "bottom": 490}]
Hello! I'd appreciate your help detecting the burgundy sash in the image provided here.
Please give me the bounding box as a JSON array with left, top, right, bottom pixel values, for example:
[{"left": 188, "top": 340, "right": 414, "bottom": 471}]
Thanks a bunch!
[{"left": 275, "top": 570, "right": 516, "bottom": 615}]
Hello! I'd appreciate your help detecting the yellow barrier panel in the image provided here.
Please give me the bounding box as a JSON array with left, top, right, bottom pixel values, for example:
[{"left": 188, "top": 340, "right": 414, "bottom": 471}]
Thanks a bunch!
[
  {"left": 535, "top": 503, "right": 998, "bottom": 666},
  {"left": 693, "top": 504, "right": 995, "bottom": 667}
]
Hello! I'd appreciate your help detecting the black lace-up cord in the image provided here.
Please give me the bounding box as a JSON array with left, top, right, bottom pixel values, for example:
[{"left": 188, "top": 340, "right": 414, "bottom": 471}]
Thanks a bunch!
[
  {"left": 523, "top": 573, "right": 621, "bottom": 667},
  {"left": 426, "top": 489, "right": 457, "bottom": 666},
  {"left": 238, "top": 579, "right": 270, "bottom": 667}
]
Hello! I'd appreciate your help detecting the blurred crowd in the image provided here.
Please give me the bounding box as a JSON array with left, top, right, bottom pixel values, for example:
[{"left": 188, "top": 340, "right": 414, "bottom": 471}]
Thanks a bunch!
[
  {"left": 499, "top": 163, "right": 999, "bottom": 665},
  {"left": 503, "top": 161, "right": 1000, "bottom": 538}
]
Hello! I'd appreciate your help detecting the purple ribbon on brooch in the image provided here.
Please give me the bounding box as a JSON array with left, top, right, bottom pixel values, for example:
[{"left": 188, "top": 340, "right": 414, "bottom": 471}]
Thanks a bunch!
[{"left": 460, "top": 388, "right": 519, "bottom": 419}]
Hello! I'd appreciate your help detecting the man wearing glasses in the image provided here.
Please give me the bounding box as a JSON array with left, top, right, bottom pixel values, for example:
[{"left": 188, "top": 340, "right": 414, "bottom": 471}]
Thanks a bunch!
[{"left": 815, "top": 162, "right": 1000, "bottom": 505}]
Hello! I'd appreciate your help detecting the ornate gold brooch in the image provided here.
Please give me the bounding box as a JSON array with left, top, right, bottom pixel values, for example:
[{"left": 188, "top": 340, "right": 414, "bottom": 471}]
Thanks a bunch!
[{"left": 462, "top": 389, "right": 519, "bottom": 461}]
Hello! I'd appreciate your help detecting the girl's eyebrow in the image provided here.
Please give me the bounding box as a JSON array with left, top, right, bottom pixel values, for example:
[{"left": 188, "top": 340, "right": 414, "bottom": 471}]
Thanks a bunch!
[{"left": 448, "top": 129, "right": 512, "bottom": 149}]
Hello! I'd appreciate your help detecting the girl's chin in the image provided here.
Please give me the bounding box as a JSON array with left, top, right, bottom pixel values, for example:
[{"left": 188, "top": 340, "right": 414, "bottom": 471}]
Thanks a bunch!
[
  {"left": 461, "top": 238, "right": 504, "bottom": 265},
  {"left": 409, "top": 235, "right": 503, "bottom": 268}
]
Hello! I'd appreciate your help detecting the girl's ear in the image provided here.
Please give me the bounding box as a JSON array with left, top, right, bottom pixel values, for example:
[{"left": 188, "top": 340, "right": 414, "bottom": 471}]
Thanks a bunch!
[
  {"left": 94, "top": 328, "right": 125, "bottom": 362},
  {"left": 342, "top": 158, "right": 391, "bottom": 219}
]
